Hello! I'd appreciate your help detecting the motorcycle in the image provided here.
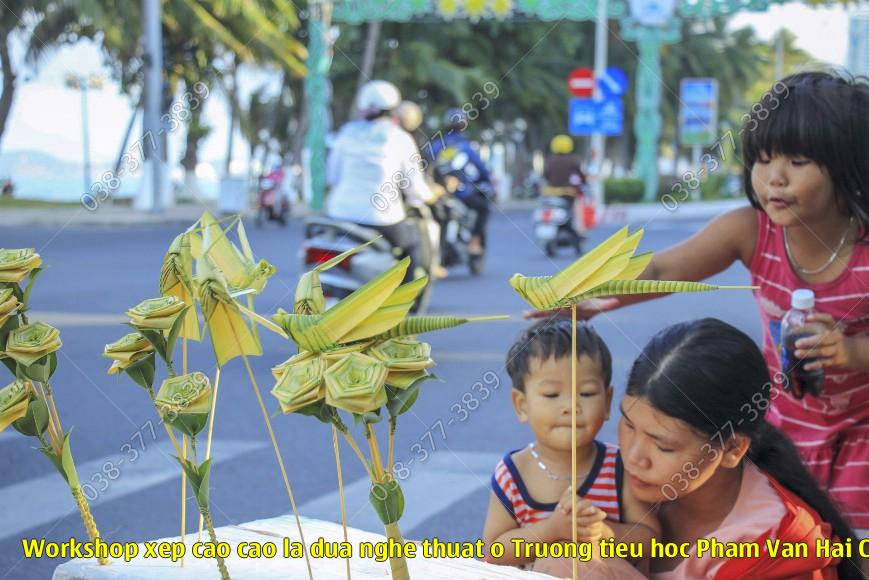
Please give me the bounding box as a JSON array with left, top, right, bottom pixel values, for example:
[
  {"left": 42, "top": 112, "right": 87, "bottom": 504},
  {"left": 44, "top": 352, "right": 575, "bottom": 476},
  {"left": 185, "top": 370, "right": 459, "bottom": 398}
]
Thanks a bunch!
[
  {"left": 432, "top": 193, "right": 485, "bottom": 276},
  {"left": 432, "top": 151, "right": 488, "bottom": 276},
  {"left": 300, "top": 205, "right": 435, "bottom": 313},
  {"left": 255, "top": 169, "right": 290, "bottom": 227},
  {"left": 534, "top": 186, "right": 585, "bottom": 257}
]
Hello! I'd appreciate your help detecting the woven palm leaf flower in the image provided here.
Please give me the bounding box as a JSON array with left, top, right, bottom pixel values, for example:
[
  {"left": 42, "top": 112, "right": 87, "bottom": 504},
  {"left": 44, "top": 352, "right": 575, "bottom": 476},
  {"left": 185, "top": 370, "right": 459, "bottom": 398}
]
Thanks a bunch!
[
  {"left": 0, "top": 248, "right": 42, "bottom": 283},
  {"left": 103, "top": 332, "right": 154, "bottom": 375},
  {"left": 126, "top": 296, "right": 187, "bottom": 330},
  {"left": 369, "top": 337, "right": 432, "bottom": 371},
  {"left": 159, "top": 232, "right": 201, "bottom": 341},
  {"left": 0, "top": 379, "right": 33, "bottom": 433},
  {"left": 0, "top": 288, "right": 20, "bottom": 327},
  {"left": 509, "top": 226, "right": 753, "bottom": 310},
  {"left": 271, "top": 350, "right": 316, "bottom": 381},
  {"left": 154, "top": 372, "right": 212, "bottom": 438},
  {"left": 369, "top": 337, "right": 434, "bottom": 390},
  {"left": 324, "top": 352, "right": 388, "bottom": 414},
  {"left": 4, "top": 322, "right": 62, "bottom": 367},
  {"left": 271, "top": 355, "right": 326, "bottom": 414}
]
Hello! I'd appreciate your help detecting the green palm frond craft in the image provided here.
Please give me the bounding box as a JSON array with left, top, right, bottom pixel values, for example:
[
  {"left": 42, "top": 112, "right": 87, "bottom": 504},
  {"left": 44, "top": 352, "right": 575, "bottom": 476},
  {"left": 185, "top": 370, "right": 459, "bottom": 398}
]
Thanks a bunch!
[
  {"left": 270, "top": 238, "right": 508, "bottom": 580},
  {"left": 510, "top": 226, "right": 755, "bottom": 310}
]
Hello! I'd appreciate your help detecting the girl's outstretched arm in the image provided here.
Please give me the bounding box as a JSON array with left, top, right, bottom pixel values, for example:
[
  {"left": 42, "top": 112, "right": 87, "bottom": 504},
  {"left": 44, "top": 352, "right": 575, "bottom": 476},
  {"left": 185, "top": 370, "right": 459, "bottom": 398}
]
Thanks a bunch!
[{"left": 526, "top": 206, "right": 758, "bottom": 320}]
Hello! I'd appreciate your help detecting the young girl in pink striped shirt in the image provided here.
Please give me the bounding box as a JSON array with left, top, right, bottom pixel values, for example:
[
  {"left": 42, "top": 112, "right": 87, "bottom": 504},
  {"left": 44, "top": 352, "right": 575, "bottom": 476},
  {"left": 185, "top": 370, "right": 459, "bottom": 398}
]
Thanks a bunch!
[
  {"left": 482, "top": 319, "right": 659, "bottom": 572},
  {"left": 534, "top": 71, "right": 869, "bottom": 532}
]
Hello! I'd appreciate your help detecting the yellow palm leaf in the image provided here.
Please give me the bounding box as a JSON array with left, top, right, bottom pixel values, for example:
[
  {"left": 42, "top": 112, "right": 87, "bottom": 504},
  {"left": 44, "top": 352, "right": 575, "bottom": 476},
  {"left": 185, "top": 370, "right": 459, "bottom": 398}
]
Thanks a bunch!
[
  {"left": 199, "top": 278, "right": 262, "bottom": 367},
  {"left": 546, "top": 226, "right": 629, "bottom": 299},
  {"left": 197, "top": 227, "right": 262, "bottom": 367},
  {"left": 160, "top": 232, "right": 201, "bottom": 341},
  {"left": 381, "top": 276, "right": 428, "bottom": 308},
  {"left": 339, "top": 303, "right": 416, "bottom": 344},
  {"left": 294, "top": 238, "right": 380, "bottom": 315},
  {"left": 614, "top": 252, "right": 653, "bottom": 281},
  {"left": 314, "top": 257, "right": 410, "bottom": 344}
]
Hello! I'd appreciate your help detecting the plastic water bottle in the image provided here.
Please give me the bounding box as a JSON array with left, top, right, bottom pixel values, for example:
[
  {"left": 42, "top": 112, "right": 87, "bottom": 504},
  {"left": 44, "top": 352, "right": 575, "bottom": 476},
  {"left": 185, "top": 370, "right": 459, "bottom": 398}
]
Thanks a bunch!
[{"left": 780, "top": 289, "right": 826, "bottom": 399}]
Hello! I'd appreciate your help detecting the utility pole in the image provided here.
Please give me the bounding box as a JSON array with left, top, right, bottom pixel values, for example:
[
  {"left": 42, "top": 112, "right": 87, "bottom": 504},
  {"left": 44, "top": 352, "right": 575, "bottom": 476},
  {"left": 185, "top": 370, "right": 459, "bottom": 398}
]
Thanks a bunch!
[{"left": 589, "top": 0, "right": 608, "bottom": 207}]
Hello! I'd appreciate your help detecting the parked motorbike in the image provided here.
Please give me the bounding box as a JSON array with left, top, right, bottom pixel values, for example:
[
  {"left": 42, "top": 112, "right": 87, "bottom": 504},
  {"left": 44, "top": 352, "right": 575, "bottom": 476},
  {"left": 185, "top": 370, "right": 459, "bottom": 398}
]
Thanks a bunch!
[
  {"left": 534, "top": 186, "right": 584, "bottom": 257},
  {"left": 255, "top": 169, "right": 290, "bottom": 227},
  {"left": 300, "top": 206, "right": 435, "bottom": 313}
]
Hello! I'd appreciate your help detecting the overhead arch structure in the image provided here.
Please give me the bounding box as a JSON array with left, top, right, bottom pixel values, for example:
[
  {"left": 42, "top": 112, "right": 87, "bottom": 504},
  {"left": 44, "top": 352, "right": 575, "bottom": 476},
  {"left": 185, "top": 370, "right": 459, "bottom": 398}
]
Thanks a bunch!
[{"left": 305, "top": 0, "right": 784, "bottom": 208}]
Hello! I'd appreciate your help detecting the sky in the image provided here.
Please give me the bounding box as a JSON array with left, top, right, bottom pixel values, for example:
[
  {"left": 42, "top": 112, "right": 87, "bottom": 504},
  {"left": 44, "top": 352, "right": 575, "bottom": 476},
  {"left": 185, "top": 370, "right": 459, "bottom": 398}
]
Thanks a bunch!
[{"left": 0, "top": 4, "right": 860, "bottom": 169}]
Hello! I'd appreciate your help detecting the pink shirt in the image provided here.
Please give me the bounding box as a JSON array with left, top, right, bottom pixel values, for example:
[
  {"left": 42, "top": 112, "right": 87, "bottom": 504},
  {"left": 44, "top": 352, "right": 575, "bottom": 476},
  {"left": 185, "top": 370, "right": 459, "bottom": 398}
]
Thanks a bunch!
[
  {"left": 749, "top": 210, "right": 869, "bottom": 439},
  {"left": 651, "top": 462, "right": 787, "bottom": 580}
]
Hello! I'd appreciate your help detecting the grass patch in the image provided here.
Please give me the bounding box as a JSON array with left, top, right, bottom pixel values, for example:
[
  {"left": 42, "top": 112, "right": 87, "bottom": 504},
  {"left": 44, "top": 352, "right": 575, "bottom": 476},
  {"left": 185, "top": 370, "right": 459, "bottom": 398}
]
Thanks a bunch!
[{"left": 0, "top": 198, "right": 80, "bottom": 209}]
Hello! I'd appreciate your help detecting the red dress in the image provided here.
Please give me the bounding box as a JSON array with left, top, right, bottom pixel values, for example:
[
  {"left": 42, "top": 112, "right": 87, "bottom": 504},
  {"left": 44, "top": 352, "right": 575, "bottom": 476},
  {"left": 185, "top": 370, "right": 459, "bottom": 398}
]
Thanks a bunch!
[{"left": 714, "top": 476, "right": 838, "bottom": 579}]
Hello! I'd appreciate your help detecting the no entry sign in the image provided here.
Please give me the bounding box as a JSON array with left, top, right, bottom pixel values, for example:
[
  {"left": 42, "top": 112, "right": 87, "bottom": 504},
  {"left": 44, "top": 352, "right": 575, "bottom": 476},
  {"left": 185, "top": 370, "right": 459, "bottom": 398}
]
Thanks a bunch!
[{"left": 567, "top": 67, "right": 595, "bottom": 98}]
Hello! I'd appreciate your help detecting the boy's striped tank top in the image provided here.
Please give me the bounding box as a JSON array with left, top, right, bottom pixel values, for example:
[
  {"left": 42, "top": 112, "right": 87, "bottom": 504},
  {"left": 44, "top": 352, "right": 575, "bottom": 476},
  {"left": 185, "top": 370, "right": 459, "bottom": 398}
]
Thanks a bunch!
[{"left": 491, "top": 440, "right": 623, "bottom": 527}]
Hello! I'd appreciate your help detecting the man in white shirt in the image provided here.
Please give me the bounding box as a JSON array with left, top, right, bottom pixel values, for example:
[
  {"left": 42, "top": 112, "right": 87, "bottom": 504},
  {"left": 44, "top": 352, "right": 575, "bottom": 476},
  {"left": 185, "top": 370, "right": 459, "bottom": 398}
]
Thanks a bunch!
[{"left": 326, "top": 80, "right": 435, "bottom": 281}]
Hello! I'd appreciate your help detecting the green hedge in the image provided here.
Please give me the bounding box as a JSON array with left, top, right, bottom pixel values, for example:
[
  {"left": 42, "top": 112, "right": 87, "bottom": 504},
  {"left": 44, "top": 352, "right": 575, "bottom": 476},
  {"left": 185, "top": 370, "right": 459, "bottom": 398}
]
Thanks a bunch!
[
  {"left": 604, "top": 173, "right": 731, "bottom": 204},
  {"left": 604, "top": 178, "right": 644, "bottom": 203}
]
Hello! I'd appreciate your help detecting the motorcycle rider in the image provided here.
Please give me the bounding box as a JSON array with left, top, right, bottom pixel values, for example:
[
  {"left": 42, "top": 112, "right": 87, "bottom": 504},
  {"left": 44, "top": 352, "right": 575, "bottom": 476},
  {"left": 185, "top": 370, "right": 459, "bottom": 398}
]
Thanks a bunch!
[
  {"left": 326, "top": 81, "right": 435, "bottom": 282},
  {"left": 394, "top": 100, "right": 450, "bottom": 280},
  {"left": 543, "top": 134, "right": 587, "bottom": 237},
  {"left": 427, "top": 108, "right": 491, "bottom": 256}
]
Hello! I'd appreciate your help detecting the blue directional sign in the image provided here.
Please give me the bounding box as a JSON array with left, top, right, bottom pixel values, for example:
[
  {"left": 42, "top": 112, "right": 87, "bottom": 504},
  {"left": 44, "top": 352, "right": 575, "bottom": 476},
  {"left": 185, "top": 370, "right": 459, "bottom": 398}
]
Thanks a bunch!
[
  {"left": 596, "top": 97, "right": 624, "bottom": 135},
  {"left": 598, "top": 67, "right": 628, "bottom": 98},
  {"left": 569, "top": 98, "right": 597, "bottom": 135},
  {"left": 569, "top": 97, "right": 624, "bottom": 136}
]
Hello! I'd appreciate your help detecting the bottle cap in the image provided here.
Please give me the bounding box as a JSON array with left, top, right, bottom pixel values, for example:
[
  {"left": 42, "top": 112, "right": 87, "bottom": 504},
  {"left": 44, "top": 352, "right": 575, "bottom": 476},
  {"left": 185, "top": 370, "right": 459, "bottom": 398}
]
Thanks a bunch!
[{"left": 791, "top": 289, "right": 815, "bottom": 310}]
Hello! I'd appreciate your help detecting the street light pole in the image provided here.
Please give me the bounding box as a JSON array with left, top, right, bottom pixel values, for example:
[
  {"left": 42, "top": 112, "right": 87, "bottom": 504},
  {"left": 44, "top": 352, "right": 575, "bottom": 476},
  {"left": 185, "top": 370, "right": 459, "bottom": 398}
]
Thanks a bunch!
[
  {"left": 66, "top": 74, "right": 102, "bottom": 203},
  {"left": 589, "top": 0, "right": 608, "bottom": 207},
  {"left": 143, "top": 0, "right": 164, "bottom": 213}
]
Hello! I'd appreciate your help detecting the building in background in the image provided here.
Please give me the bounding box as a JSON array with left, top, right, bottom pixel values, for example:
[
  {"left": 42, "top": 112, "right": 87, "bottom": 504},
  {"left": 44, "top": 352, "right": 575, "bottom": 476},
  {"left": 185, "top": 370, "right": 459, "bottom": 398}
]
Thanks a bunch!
[{"left": 847, "top": 7, "right": 869, "bottom": 76}]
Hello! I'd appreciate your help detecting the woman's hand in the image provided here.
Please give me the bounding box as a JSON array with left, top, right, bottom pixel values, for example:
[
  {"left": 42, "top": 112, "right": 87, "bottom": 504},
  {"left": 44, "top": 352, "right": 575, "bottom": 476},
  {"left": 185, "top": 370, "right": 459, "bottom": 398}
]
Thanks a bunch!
[
  {"left": 795, "top": 313, "right": 858, "bottom": 371},
  {"left": 523, "top": 298, "right": 621, "bottom": 321}
]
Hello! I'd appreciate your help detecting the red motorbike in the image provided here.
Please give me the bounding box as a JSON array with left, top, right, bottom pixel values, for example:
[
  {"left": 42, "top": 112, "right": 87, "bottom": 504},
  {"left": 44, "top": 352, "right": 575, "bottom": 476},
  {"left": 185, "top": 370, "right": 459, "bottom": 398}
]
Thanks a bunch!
[{"left": 255, "top": 168, "right": 290, "bottom": 227}]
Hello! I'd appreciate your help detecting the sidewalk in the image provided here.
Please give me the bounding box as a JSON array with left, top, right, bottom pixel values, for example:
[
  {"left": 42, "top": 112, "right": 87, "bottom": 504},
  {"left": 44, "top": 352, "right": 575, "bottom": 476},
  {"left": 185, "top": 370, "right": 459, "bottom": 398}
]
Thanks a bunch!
[
  {"left": 0, "top": 198, "right": 747, "bottom": 228},
  {"left": 0, "top": 204, "right": 215, "bottom": 228}
]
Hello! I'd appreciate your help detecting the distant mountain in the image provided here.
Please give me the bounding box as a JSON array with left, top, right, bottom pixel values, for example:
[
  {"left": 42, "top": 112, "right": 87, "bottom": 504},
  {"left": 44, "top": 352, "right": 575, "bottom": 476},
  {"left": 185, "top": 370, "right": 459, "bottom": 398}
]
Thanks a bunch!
[{"left": 0, "top": 150, "right": 82, "bottom": 177}]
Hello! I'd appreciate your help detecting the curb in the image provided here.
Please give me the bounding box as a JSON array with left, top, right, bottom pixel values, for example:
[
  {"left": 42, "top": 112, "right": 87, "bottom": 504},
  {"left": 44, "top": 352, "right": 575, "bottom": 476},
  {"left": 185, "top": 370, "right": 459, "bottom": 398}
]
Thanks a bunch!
[{"left": 0, "top": 199, "right": 747, "bottom": 228}]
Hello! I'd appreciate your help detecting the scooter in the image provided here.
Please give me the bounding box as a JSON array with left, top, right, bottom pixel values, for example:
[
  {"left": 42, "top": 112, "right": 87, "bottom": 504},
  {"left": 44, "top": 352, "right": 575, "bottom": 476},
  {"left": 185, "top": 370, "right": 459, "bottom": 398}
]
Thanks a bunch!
[
  {"left": 433, "top": 194, "right": 485, "bottom": 276},
  {"left": 300, "top": 205, "right": 435, "bottom": 313},
  {"left": 534, "top": 186, "right": 584, "bottom": 257},
  {"left": 255, "top": 169, "right": 290, "bottom": 227}
]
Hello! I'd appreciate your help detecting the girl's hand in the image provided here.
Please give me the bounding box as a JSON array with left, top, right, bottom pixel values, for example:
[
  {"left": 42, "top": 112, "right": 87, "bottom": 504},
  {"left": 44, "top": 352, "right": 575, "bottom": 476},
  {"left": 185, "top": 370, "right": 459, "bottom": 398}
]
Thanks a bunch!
[
  {"left": 795, "top": 313, "right": 856, "bottom": 371},
  {"left": 523, "top": 298, "right": 621, "bottom": 320}
]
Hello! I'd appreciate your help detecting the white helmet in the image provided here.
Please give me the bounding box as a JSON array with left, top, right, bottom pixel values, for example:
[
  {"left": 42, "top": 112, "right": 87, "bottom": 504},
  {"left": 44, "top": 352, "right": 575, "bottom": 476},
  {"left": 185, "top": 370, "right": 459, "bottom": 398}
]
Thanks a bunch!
[{"left": 356, "top": 80, "right": 401, "bottom": 116}]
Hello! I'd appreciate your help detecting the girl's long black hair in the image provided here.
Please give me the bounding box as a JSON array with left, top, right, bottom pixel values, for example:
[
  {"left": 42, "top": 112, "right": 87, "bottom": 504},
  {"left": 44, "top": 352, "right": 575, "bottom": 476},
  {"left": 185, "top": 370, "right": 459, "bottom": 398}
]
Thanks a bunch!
[
  {"left": 626, "top": 318, "right": 861, "bottom": 579},
  {"left": 742, "top": 71, "right": 869, "bottom": 241}
]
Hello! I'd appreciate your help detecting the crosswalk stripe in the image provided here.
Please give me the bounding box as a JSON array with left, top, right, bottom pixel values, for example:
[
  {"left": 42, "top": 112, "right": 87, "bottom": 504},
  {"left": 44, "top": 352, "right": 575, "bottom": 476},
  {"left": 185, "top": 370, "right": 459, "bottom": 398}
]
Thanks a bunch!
[
  {"left": 0, "top": 439, "right": 265, "bottom": 542},
  {"left": 300, "top": 450, "right": 498, "bottom": 536}
]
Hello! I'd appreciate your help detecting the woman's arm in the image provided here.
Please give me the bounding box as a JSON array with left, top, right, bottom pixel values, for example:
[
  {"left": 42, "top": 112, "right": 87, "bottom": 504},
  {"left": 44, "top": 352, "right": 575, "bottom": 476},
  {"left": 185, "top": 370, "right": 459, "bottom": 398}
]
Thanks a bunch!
[
  {"left": 605, "top": 481, "right": 661, "bottom": 570},
  {"left": 481, "top": 492, "right": 569, "bottom": 567},
  {"left": 527, "top": 206, "right": 758, "bottom": 320}
]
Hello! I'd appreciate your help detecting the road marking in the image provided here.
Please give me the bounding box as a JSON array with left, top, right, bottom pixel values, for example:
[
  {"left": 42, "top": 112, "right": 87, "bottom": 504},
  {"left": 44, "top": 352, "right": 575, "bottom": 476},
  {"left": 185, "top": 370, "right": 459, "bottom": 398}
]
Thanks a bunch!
[
  {"left": 300, "top": 450, "right": 498, "bottom": 536},
  {"left": 0, "top": 439, "right": 264, "bottom": 541},
  {"left": 27, "top": 311, "right": 126, "bottom": 327}
]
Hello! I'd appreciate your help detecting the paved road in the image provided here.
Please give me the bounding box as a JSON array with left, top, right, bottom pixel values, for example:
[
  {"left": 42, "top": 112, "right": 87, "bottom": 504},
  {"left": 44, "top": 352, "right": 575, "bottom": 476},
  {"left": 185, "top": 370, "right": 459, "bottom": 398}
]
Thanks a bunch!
[{"left": 0, "top": 206, "right": 759, "bottom": 579}]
